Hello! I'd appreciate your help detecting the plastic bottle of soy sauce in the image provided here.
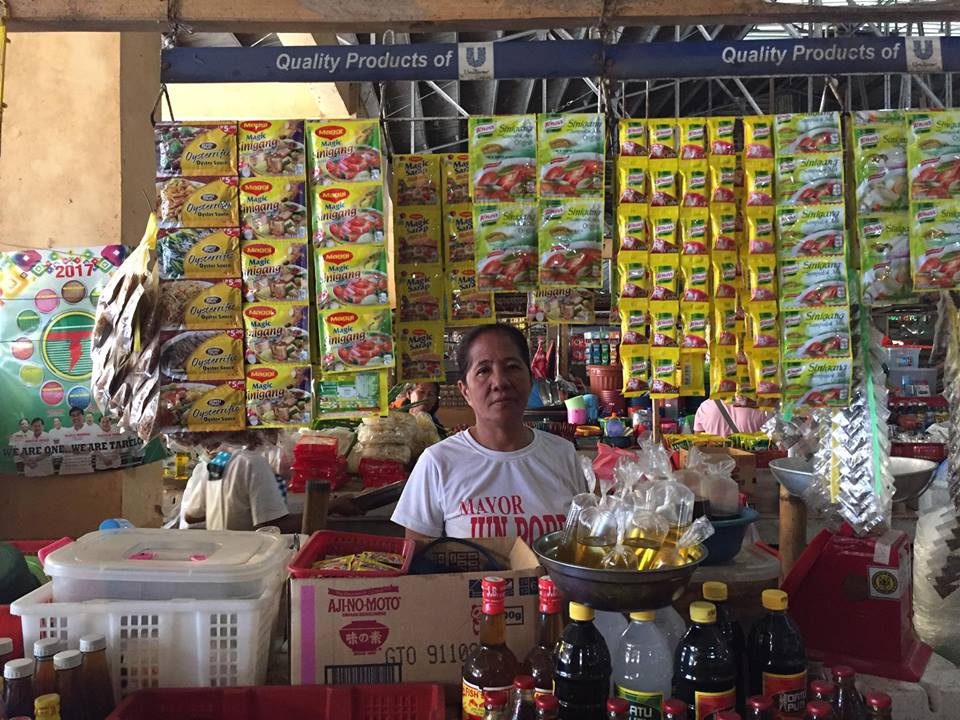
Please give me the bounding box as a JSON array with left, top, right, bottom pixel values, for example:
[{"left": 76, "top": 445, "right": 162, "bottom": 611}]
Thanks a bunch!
[
  {"left": 673, "top": 602, "right": 737, "bottom": 720},
  {"left": 553, "top": 602, "right": 612, "bottom": 720},
  {"left": 747, "top": 591, "right": 806, "bottom": 720}
]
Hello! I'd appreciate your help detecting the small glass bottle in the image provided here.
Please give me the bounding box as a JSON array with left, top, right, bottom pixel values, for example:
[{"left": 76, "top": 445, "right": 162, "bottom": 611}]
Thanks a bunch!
[
  {"left": 663, "top": 698, "right": 691, "bottom": 720},
  {"left": 746, "top": 696, "right": 774, "bottom": 720},
  {"left": 607, "top": 697, "right": 630, "bottom": 720},
  {"left": 535, "top": 696, "right": 559, "bottom": 720},
  {"left": 508, "top": 676, "right": 536, "bottom": 720},
  {"left": 3, "top": 659, "right": 36, "bottom": 719},
  {"left": 830, "top": 667, "right": 866, "bottom": 720},
  {"left": 864, "top": 693, "right": 891, "bottom": 720},
  {"left": 805, "top": 702, "right": 835, "bottom": 720},
  {"left": 0, "top": 638, "right": 14, "bottom": 668},
  {"left": 521, "top": 577, "right": 564, "bottom": 697},
  {"left": 462, "top": 578, "right": 519, "bottom": 720},
  {"left": 34, "top": 694, "right": 61, "bottom": 720},
  {"left": 810, "top": 681, "right": 836, "bottom": 705},
  {"left": 484, "top": 690, "right": 510, "bottom": 720},
  {"left": 32, "top": 640, "right": 60, "bottom": 699},
  {"left": 78, "top": 635, "right": 114, "bottom": 720},
  {"left": 52, "top": 652, "right": 83, "bottom": 720}
]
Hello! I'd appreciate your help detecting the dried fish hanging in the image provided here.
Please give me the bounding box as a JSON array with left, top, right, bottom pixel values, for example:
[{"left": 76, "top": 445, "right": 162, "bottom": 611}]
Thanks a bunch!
[{"left": 808, "top": 302, "right": 895, "bottom": 535}]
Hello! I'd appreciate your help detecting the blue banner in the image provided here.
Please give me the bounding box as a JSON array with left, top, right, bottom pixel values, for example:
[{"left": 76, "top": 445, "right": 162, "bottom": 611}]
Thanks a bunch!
[{"left": 161, "top": 37, "right": 956, "bottom": 84}]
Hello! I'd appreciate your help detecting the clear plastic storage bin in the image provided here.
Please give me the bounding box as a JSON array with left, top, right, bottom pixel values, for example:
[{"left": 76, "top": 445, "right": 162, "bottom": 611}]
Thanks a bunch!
[{"left": 42, "top": 529, "right": 288, "bottom": 601}]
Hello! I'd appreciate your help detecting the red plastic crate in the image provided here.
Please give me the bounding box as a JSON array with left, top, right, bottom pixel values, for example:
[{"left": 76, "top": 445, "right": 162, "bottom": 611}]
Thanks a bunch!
[
  {"left": 0, "top": 540, "right": 55, "bottom": 658},
  {"left": 891, "top": 442, "right": 947, "bottom": 463},
  {"left": 288, "top": 530, "right": 415, "bottom": 579},
  {"left": 108, "top": 685, "right": 446, "bottom": 720}
]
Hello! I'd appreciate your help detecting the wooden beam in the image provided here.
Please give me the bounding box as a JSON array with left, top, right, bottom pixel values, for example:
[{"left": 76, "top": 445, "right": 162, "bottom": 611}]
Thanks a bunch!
[{"left": 9, "top": 0, "right": 960, "bottom": 32}]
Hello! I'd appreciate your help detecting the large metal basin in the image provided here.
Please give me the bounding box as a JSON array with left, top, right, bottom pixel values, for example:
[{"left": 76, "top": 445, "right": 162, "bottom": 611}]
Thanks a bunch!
[
  {"left": 768, "top": 456, "right": 938, "bottom": 502},
  {"left": 532, "top": 531, "right": 707, "bottom": 611}
]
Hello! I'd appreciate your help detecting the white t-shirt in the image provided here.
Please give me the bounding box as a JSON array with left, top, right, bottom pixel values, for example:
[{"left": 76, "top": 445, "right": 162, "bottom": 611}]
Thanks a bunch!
[
  {"left": 391, "top": 429, "right": 586, "bottom": 545},
  {"left": 22, "top": 432, "right": 55, "bottom": 477},
  {"left": 58, "top": 425, "right": 97, "bottom": 475},
  {"left": 182, "top": 449, "right": 289, "bottom": 531},
  {"left": 93, "top": 426, "right": 122, "bottom": 470},
  {"left": 47, "top": 428, "right": 65, "bottom": 460},
  {"left": 8, "top": 430, "right": 29, "bottom": 464}
]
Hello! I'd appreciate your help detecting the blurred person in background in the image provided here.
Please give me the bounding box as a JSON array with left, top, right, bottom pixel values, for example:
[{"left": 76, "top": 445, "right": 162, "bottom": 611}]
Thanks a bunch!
[{"left": 693, "top": 395, "right": 771, "bottom": 438}]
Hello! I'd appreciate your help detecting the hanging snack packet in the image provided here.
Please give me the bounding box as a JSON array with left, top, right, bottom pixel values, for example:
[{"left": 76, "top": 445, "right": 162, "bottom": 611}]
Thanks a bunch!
[
  {"left": 708, "top": 117, "right": 737, "bottom": 157},
  {"left": 649, "top": 120, "right": 678, "bottom": 159},
  {"left": 854, "top": 109, "right": 907, "bottom": 126},
  {"left": 907, "top": 111, "right": 960, "bottom": 202},
  {"left": 538, "top": 113, "right": 605, "bottom": 198},
  {"left": 155, "top": 122, "right": 239, "bottom": 178},
  {"left": 774, "top": 112, "right": 842, "bottom": 155},
  {"left": 776, "top": 205, "right": 845, "bottom": 257},
  {"left": 469, "top": 115, "right": 537, "bottom": 202},
  {"left": 746, "top": 207, "right": 777, "bottom": 255},
  {"left": 527, "top": 288, "right": 596, "bottom": 324},
  {"left": 156, "top": 176, "right": 239, "bottom": 229},
  {"left": 750, "top": 349, "right": 782, "bottom": 399},
  {"left": 395, "top": 205, "right": 443, "bottom": 265},
  {"left": 619, "top": 298, "right": 650, "bottom": 346},
  {"left": 679, "top": 352, "right": 706, "bottom": 396},
  {"left": 443, "top": 204, "right": 476, "bottom": 264},
  {"left": 909, "top": 200, "right": 960, "bottom": 292},
  {"left": 650, "top": 300, "right": 679, "bottom": 347},
  {"left": 618, "top": 250, "right": 650, "bottom": 299},
  {"left": 315, "top": 370, "right": 389, "bottom": 420},
  {"left": 617, "top": 157, "right": 649, "bottom": 204},
  {"left": 239, "top": 177, "right": 308, "bottom": 241},
  {"left": 710, "top": 156, "right": 738, "bottom": 203},
  {"left": 783, "top": 357, "right": 852, "bottom": 408},
  {"left": 316, "top": 244, "right": 389, "bottom": 310},
  {"left": 474, "top": 202, "right": 538, "bottom": 292},
  {"left": 650, "top": 347, "right": 681, "bottom": 398},
  {"left": 782, "top": 306, "right": 851, "bottom": 359},
  {"left": 779, "top": 256, "right": 848, "bottom": 308},
  {"left": 713, "top": 252, "right": 738, "bottom": 301},
  {"left": 447, "top": 265, "right": 496, "bottom": 325},
  {"left": 776, "top": 153, "right": 844, "bottom": 205},
  {"left": 538, "top": 199, "right": 603, "bottom": 287},
  {"left": 238, "top": 120, "right": 305, "bottom": 178},
  {"left": 714, "top": 299, "right": 738, "bottom": 346},
  {"left": 618, "top": 205, "right": 650, "bottom": 251},
  {"left": 245, "top": 364, "right": 312, "bottom": 429},
  {"left": 678, "top": 118, "right": 708, "bottom": 160},
  {"left": 318, "top": 307, "right": 395, "bottom": 373},
  {"left": 650, "top": 205, "right": 680, "bottom": 253},
  {"left": 240, "top": 239, "right": 309, "bottom": 303},
  {"left": 680, "top": 302, "right": 710, "bottom": 351},
  {"left": 680, "top": 208, "right": 709, "bottom": 255},
  {"left": 393, "top": 154, "right": 441, "bottom": 206},
  {"left": 681, "top": 255, "right": 710, "bottom": 302},
  {"left": 397, "top": 322, "right": 445, "bottom": 383},
  {"left": 243, "top": 301, "right": 311, "bottom": 365},
  {"left": 745, "top": 301, "right": 779, "bottom": 348},
  {"left": 619, "top": 119, "right": 648, "bottom": 157},
  {"left": 710, "top": 346, "right": 739, "bottom": 400},
  {"left": 156, "top": 380, "right": 246, "bottom": 433},
  {"left": 397, "top": 265, "right": 444, "bottom": 322},
  {"left": 622, "top": 344, "right": 651, "bottom": 396},
  {"left": 159, "top": 329, "right": 244, "bottom": 382},
  {"left": 650, "top": 254, "right": 680, "bottom": 300},
  {"left": 737, "top": 349, "right": 756, "bottom": 399},
  {"left": 650, "top": 159, "right": 679, "bottom": 206},
  {"left": 312, "top": 182, "right": 385, "bottom": 247},
  {"left": 158, "top": 279, "right": 243, "bottom": 331},
  {"left": 852, "top": 123, "right": 908, "bottom": 213},
  {"left": 744, "top": 161, "right": 775, "bottom": 207},
  {"left": 858, "top": 212, "right": 912, "bottom": 305},
  {"left": 306, "top": 119, "right": 382, "bottom": 185},
  {"left": 743, "top": 116, "right": 775, "bottom": 159},
  {"left": 157, "top": 228, "right": 241, "bottom": 280},
  {"left": 442, "top": 153, "right": 471, "bottom": 205},
  {"left": 710, "top": 205, "right": 738, "bottom": 251},
  {"left": 747, "top": 254, "right": 778, "bottom": 301},
  {"left": 679, "top": 161, "right": 709, "bottom": 207}
]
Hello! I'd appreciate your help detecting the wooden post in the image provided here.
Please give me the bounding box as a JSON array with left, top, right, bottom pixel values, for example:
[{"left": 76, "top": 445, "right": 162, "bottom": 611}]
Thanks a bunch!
[
  {"left": 301, "top": 480, "right": 331, "bottom": 535},
  {"left": 779, "top": 484, "right": 807, "bottom": 583}
]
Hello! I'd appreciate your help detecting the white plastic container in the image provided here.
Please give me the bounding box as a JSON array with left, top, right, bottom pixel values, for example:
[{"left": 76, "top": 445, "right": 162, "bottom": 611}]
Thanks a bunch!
[
  {"left": 11, "top": 573, "right": 283, "bottom": 699},
  {"left": 42, "top": 529, "right": 288, "bottom": 601}
]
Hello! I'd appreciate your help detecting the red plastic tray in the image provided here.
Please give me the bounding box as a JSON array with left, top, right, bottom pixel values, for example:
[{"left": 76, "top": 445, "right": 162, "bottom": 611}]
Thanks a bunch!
[
  {"left": 0, "top": 540, "right": 56, "bottom": 658},
  {"left": 108, "top": 685, "right": 446, "bottom": 720},
  {"left": 891, "top": 442, "right": 947, "bottom": 463},
  {"left": 288, "top": 530, "right": 415, "bottom": 579}
]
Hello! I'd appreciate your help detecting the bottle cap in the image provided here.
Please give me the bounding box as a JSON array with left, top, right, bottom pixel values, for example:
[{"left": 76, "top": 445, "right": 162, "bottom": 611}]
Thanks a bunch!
[
  {"left": 630, "top": 610, "right": 655, "bottom": 622},
  {"left": 4, "top": 658, "right": 34, "bottom": 680},
  {"left": 536, "top": 695, "right": 560, "bottom": 711},
  {"left": 35, "top": 694, "right": 61, "bottom": 715},
  {"left": 483, "top": 690, "right": 509, "bottom": 708},
  {"left": 747, "top": 696, "right": 773, "bottom": 711},
  {"left": 865, "top": 693, "right": 892, "bottom": 711},
  {"left": 762, "top": 589, "right": 788, "bottom": 611},
  {"left": 689, "top": 600, "right": 717, "bottom": 624},
  {"left": 717, "top": 712, "right": 742, "bottom": 720},
  {"left": 831, "top": 665, "right": 855, "bottom": 681},
  {"left": 809, "top": 680, "right": 836, "bottom": 697},
  {"left": 703, "top": 581, "right": 728, "bottom": 602},
  {"left": 79, "top": 634, "right": 107, "bottom": 653},
  {"left": 805, "top": 701, "right": 833, "bottom": 719},
  {"left": 569, "top": 602, "right": 595, "bottom": 622},
  {"left": 0, "top": 637, "right": 13, "bottom": 655},
  {"left": 53, "top": 650, "right": 82, "bottom": 670},
  {"left": 34, "top": 638, "right": 61, "bottom": 658},
  {"left": 663, "top": 699, "right": 689, "bottom": 717},
  {"left": 481, "top": 576, "right": 506, "bottom": 615},
  {"left": 538, "top": 576, "right": 563, "bottom": 614},
  {"left": 514, "top": 675, "right": 535, "bottom": 690},
  {"left": 607, "top": 698, "right": 630, "bottom": 714}
]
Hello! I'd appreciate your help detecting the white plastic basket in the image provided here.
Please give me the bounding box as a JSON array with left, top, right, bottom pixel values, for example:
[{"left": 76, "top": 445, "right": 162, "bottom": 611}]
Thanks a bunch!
[{"left": 11, "top": 576, "right": 283, "bottom": 699}]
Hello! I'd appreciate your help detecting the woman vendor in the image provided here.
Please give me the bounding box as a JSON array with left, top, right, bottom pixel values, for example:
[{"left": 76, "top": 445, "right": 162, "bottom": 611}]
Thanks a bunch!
[{"left": 392, "top": 323, "right": 587, "bottom": 545}]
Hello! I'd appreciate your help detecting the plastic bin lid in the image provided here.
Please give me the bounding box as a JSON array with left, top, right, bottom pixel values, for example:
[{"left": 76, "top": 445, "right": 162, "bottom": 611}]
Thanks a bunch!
[{"left": 42, "top": 529, "right": 286, "bottom": 585}]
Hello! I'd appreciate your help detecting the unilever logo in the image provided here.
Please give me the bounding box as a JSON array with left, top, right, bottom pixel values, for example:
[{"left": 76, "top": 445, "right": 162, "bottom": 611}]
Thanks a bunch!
[{"left": 465, "top": 45, "right": 487, "bottom": 69}]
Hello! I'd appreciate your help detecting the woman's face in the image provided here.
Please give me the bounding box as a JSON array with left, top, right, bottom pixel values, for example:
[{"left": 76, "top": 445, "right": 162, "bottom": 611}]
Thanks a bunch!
[{"left": 458, "top": 332, "right": 531, "bottom": 428}]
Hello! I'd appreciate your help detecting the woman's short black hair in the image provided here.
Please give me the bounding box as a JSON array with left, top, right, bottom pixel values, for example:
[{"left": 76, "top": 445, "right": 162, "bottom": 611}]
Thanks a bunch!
[{"left": 456, "top": 323, "right": 531, "bottom": 381}]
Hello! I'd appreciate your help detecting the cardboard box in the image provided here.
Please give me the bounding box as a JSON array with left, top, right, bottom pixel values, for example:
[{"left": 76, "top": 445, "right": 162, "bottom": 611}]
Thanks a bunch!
[{"left": 291, "top": 537, "right": 541, "bottom": 687}]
